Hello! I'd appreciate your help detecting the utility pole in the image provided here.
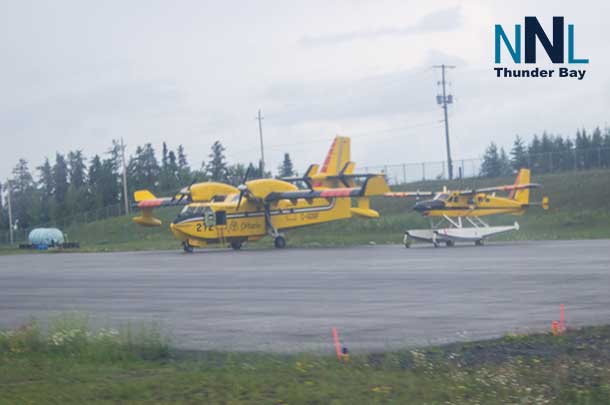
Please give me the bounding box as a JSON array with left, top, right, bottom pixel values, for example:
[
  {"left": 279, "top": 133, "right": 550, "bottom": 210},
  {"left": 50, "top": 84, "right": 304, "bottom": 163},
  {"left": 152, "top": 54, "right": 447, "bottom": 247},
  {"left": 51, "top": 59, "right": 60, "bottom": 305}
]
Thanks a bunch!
[
  {"left": 6, "top": 180, "right": 13, "bottom": 245},
  {"left": 120, "top": 138, "right": 129, "bottom": 215},
  {"left": 433, "top": 64, "right": 456, "bottom": 180},
  {"left": 256, "top": 109, "right": 265, "bottom": 177}
]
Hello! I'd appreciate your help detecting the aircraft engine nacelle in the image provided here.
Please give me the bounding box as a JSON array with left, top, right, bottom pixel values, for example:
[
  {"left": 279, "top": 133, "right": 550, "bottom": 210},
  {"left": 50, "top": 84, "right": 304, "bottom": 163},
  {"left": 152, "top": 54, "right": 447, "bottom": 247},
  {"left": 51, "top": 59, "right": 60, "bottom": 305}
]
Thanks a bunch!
[
  {"left": 246, "top": 179, "right": 298, "bottom": 200},
  {"left": 189, "top": 182, "right": 239, "bottom": 202}
]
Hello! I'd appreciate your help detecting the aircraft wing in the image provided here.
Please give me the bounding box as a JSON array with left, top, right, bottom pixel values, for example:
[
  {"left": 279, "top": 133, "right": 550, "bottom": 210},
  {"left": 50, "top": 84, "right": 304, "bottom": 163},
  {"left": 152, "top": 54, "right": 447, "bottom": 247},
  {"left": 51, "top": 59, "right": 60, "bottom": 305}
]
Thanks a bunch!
[
  {"left": 266, "top": 175, "right": 389, "bottom": 202},
  {"left": 265, "top": 187, "right": 361, "bottom": 202},
  {"left": 134, "top": 197, "right": 190, "bottom": 209},
  {"left": 458, "top": 183, "right": 540, "bottom": 195},
  {"left": 132, "top": 189, "right": 190, "bottom": 209},
  {"left": 384, "top": 191, "right": 435, "bottom": 198}
]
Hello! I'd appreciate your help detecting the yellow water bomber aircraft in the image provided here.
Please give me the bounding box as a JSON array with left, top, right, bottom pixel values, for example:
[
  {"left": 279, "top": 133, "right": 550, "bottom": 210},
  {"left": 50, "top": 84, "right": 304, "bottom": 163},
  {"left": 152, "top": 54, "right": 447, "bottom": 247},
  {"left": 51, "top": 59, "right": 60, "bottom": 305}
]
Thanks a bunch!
[
  {"left": 132, "top": 137, "right": 390, "bottom": 252},
  {"left": 385, "top": 168, "right": 549, "bottom": 247}
]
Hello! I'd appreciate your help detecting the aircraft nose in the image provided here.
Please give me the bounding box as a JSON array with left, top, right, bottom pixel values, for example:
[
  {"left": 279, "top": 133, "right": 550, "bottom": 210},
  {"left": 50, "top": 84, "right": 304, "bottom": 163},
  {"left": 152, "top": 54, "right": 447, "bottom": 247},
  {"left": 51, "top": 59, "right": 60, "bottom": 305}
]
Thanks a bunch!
[{"left": 413, "top": 199, "right": 444, "bottom": 212}]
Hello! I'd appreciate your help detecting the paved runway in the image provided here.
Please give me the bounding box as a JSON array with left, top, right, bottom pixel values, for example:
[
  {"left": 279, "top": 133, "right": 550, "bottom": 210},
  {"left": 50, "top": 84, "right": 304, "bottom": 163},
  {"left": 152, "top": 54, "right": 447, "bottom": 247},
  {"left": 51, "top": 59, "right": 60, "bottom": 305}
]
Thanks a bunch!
[{"left": 1, "top": 240, "right": 609, "bottom": 352}]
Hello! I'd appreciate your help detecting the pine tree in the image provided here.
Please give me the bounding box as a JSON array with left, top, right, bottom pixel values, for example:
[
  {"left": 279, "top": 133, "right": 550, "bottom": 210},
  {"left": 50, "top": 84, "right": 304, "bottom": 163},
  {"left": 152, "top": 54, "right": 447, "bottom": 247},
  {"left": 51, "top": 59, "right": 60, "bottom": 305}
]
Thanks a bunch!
[
  {"left": 552, "top": 135, "right": 569, "bottom": 171},
  {"left": 499, "top": 147, "right": 512, "bottom": 176},
  {"left": 129, "top": 144, "right": 160, "bottom": 190},
  {"left": 0, "top": 182, "right": 4, "bottom": 229},
  {"left": 206, "top": 141, "right": 228, "bottom": 182},
  {"left": 564, "top": 137, "right": 575, "bottom": 170},
  {"left": 226, "top": 163, "right": 247, "bottom": 186},
  {"left": 176, "top": 145, "right": 191, "bottom": 184},
  {"left": 528, "top": 135, "right": 542, "bottom": 172},
  {"left": 602, "top": 127, "right": 610, "bottom": 168},
  {"left": 87, "top": 155, "right": 104, "bottom": 210},
  {"left": 37, "top": 158, "right": 54, "bottom": 223},
  {"left": 161, "top": 142, "right": 169, "bottom": 169},
  {"left": 159, "top": 142, "right": 173, "bottom": 191},
  {"left": 480, "top": 142, "right": 501, "bottom": 178},
  {"left": 67, "top": 150, "right": 87, "bottom": 189},
  {"left": 107, "top": 140, "right": 122, "bottom": 174},
  {"left": 510, "top": 136, "right": 528, "bottom": 170},
  {"left": 591, "top": 127, "right": 603, "bottom": 168},
  {"left": 53, "top": 153, "right": 69, "bottom": 208},
  {"left": 10, "top": 159, "right": 36, "bottom": 228},
  {"left": 100, "top": 158, "right": 120, "bottom": 208},
  {"left": 278, "top": 153, "right": 294, "bottom": 177},
  {"left": 162, "top": 149, "right": 179, "bottom": 191}
]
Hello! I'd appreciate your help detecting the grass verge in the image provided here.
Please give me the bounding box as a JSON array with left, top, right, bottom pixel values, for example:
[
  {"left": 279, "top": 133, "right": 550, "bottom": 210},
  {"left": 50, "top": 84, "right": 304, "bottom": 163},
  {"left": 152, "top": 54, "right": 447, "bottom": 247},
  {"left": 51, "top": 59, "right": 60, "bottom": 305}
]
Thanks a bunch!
[
  {"left": 1, "top": 317, "right": 609, "bottom": 404},
  {"left": 2, "top": 169, "right": 610, "bottom": 253}
]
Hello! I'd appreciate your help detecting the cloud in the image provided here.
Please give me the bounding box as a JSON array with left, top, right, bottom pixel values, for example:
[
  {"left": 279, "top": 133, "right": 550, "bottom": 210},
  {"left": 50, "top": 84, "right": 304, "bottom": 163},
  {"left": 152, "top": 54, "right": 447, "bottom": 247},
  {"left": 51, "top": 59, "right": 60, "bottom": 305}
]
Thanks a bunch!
[
  {"left": 298, "top": 6, "right": 462, "bottom": 47},
  {"left": 262, "top": 49, "right": 468, "bottom": 126}
]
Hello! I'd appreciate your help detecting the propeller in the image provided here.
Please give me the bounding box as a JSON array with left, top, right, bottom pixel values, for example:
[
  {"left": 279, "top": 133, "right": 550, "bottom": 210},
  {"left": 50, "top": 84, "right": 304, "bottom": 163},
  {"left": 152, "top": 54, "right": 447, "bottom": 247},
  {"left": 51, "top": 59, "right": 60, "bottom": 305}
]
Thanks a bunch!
[
  {"left": 173, "top": 179, "right": 196, "bottom": 203},
  {"left": 236, "top": 165, "right": 253, "bottom": 210}
]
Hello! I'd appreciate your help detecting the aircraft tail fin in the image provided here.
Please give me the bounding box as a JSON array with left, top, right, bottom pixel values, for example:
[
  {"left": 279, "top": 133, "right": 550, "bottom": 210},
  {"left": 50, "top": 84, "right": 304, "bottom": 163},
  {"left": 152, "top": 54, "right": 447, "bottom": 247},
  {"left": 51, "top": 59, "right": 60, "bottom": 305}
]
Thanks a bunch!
[
  {"left": 510, "top": 169, "right": 531, "bottom": 204},
  {"left": 316, "top": 136, "right": 351, "bottom": 187},
  {"left": 319, "top": 136, "right": 350, "bottom": 176},
  {"left": 134, "top": 189, "right": 156, "bottom": 202}
]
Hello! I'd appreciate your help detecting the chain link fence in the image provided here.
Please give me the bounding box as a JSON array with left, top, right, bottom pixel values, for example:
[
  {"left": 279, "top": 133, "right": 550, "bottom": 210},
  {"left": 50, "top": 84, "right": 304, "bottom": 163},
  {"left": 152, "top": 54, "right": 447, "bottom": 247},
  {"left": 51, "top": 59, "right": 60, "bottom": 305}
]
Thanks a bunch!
[
  {"left": 2, "top": 147, "right": 610, "bottom": 245},
  {"left": 362, "top": 147, "right": 610, "bottom": 185},
  {"left": 0, "top": 202, "right": 127, "bottom": 245},
  {"left": 362, "top": 158, "right": 481, "bottom": 186}
]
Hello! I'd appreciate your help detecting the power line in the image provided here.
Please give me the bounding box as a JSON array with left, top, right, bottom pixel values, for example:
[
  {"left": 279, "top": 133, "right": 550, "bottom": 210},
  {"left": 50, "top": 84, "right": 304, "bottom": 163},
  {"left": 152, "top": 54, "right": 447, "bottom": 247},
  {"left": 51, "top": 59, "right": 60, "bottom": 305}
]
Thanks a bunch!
[
  {"left": 234, "top": 119, "right": 442, "bottom": 154},
  {"left": 433, "top": 64, "right": 456, "bottom": 179}
]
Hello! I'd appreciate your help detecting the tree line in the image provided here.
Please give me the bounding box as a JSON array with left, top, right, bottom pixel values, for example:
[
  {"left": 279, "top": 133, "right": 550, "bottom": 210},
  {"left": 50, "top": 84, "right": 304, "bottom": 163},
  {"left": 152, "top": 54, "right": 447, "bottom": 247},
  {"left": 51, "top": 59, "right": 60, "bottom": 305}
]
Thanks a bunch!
[
  {"left": 479, "top": 127, "right": 610, "bottom": 178},
  {"left": 3, "top": 126, "right": 609, "bottom": 230},
  {"left": 1, "top": 141, "right": 295, "bottom": 230}
]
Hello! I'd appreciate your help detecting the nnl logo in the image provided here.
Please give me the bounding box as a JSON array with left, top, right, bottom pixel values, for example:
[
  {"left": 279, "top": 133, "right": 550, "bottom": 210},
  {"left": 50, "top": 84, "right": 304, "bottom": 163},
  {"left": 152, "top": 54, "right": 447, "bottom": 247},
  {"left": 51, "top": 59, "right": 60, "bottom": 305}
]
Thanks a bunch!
[{"left": 495, "top": 17, "right": 588, "bottom": 64}]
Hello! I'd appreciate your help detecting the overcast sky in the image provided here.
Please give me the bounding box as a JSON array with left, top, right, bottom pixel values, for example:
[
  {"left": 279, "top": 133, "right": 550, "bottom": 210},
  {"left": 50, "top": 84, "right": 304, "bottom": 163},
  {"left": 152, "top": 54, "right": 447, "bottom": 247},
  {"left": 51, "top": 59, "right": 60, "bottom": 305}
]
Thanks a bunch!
[{"left": 1, "top": 0, "right": 608, "bottom": 181}]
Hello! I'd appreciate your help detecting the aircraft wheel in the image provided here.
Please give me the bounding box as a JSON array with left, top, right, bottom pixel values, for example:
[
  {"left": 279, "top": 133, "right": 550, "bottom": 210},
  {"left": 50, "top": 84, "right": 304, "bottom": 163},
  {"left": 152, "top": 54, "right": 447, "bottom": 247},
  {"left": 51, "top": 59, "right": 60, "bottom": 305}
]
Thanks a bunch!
[
  {"left": 274, "top": 236, "right": 286, "bottom": 249},
  {"left": 182, "top": 241, "right": 194, "bottom": 253},
  {"left": 445, "top": 241, "right": 455, "bottom": 247},
  {"left": 475, "top": 239, "right": 484, "bottom": 246},
  {"left": 230, "top": 241, "right": 242, "bottom": 250}
]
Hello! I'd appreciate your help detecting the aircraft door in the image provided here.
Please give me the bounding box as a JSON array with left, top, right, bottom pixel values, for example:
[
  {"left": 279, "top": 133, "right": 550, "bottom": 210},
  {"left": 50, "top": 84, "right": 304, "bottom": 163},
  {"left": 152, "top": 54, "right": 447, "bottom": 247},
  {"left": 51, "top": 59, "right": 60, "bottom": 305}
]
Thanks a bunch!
[{"left": 214, "top": 210, "right": 227, "bottom": 244}]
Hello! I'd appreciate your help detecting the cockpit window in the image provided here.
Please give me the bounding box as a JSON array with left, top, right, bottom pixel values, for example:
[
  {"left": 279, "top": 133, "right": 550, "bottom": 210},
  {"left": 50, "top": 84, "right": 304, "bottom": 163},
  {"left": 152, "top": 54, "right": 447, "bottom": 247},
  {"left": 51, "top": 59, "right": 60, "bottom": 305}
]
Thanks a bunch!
[
  {"left": 180, "top": 206, "right": 199, "bottom": 215},
  {"left": 176, "top": 205, "right": 205, "bottom": 221},
  {"left": 434, "top": 193, "right": 449, "bottom": 201}
]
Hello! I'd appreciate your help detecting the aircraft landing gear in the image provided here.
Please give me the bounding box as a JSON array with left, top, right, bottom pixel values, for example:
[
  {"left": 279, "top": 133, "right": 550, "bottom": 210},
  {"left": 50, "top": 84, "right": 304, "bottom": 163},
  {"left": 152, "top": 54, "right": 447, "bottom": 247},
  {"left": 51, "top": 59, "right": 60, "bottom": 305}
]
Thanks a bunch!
[
  {"left": 432, "top": 233, "right": 439, "bottom": 248},
  {"left": 264, "top": 202, "right": 286, "bottom": 249},
  {"left": 403, "top": 233, "right": 412, "bottom": 248},
  {"left": 182, "top": 241, "right": 194, "bottom": 253},
  {"left": 445, "top": 240, "right": 455, "bottom": 247},
  {"left": 230, "top": 241, "right": 242, "bottom": 250},
  {"left": 274, "top": 235, "right": 286, "bottom": 249},
  {"left": 475, "top": 239, "right": 484, "bottom": 246}
]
